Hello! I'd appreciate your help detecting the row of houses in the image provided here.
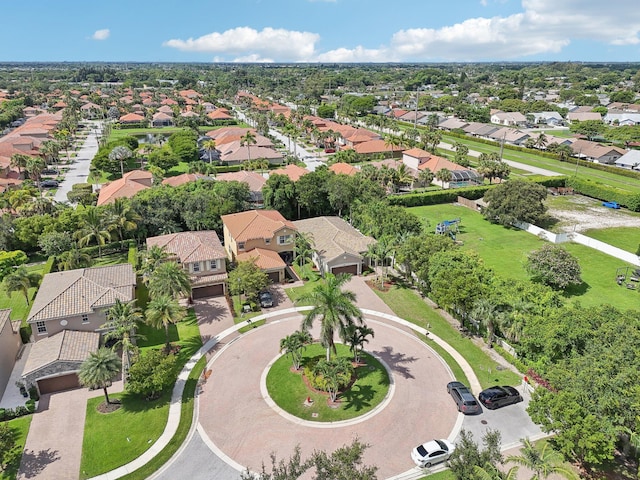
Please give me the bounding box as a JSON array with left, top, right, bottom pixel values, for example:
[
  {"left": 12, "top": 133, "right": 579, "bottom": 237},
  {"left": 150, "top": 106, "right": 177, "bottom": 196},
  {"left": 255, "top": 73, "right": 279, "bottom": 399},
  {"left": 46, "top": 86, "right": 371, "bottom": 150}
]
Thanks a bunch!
[{"left": 0, "top": 209, "right": 376, "bottom": 398}]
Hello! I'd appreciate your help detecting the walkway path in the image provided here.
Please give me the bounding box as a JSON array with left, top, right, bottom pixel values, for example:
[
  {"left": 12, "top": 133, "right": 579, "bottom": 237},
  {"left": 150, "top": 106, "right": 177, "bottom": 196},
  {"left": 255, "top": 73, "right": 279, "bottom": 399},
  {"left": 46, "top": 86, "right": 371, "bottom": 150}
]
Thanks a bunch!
[{"left": 54, "top": 120, "right": 102, "bottom": 203}]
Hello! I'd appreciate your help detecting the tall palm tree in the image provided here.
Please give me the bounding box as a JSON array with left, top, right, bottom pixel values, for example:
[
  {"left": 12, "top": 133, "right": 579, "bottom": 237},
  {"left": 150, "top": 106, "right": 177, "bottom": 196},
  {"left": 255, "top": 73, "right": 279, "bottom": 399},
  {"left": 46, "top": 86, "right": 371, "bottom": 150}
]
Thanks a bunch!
[
  {"left": 384, "top": 135, "right": 402, "bottom": 161},
  {"left": 435, "top": 168, "right": 452, "bottom": 188},
  {"left": 145, "top": 294, "right": 185, "bottom": 352},
  {"left": 56, "top": 247, "right": 91, "bottom": 271},
  {"left": 471, "top": 298, "right": 499, "bottom": 346},
  {"left": 344, "top": 324, "right": 375, "bottom": 363},
  {"left": 534, "top": 133, "right": 548, "bottom": 150},
  {"left": 241, "top": 130, "right": 257, "bottom": 165},
  {"left": 138, "top": 245, "right": 170, "bottom": 283},
  {"left": 294, "top": 231, "right": 314, "bottom": 267},
  {"left": 506, "top": 438, "right": 579, "bottom": 480},
  {"left": 418, "top": 167, "right": 435, "bottom": 187},
  {"left": 109, "top": 145, "right": 133, "bottom": 178},
  {"left": 39, "top": 140, "right": 61, "bottom": 166},
  {"left": 102, "top": 299, "right": 144, "bottom": 369},
  {"left": 75, "top": 207, "right": 111, "bottom": 257},
  {"left": 3, "top": 266, "right": 41, "bottom": 306},
  {"left": 10, "top": 153, "right": 30, "bottom": 177},
  {"left": 78, "top": 347, "right": 122, "bottom": 405},
  {"left": 202, "top": 139, "right": 217, "bottom": 163},
  {"left": 25, "top": 156, "right": 46, "bottom": 194},
  {"left": 107, "top": 198, "right": 140, "bottom": 248},
  {"left": 299, "top": 273, "right": 363, "bottom": 361},
  {"left": 148, "top": 260, "right": 192, "bottom": 300}
]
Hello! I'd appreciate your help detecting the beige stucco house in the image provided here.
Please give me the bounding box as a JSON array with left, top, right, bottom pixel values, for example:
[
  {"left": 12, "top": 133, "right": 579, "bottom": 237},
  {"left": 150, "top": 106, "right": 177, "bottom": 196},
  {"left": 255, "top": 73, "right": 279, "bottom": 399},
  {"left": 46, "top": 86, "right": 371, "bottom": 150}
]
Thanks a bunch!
[
  {"left": 0, "top": 309, "right": 21, "bottom": 399},
  {"left": 146, "top": 231, "right": 228, "bottom": 298}
]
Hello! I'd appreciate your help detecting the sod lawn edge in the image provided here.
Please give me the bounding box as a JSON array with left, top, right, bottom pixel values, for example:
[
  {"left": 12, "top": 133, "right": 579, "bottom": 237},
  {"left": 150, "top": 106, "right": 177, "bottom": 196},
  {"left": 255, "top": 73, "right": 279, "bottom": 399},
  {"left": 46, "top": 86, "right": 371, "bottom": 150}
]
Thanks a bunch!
[{"left": 0, "top": 415, "right": 32, "bottom": 480}]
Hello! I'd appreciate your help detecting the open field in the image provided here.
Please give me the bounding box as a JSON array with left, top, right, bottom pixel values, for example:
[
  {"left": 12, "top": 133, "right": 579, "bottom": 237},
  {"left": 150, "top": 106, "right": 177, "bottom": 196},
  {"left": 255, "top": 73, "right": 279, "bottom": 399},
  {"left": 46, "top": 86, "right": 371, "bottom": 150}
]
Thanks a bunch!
[
  {"left": 409, "top": 204, "right": 640, "bottom": 310},
  {"left": 545, "top": 194, "right": 640, "bottom": 232}
]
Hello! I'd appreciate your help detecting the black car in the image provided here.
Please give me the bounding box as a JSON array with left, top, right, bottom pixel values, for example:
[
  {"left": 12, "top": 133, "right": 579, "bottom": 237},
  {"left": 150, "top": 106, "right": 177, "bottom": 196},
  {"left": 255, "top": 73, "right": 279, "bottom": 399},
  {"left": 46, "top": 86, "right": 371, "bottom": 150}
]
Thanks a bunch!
[
  {"left": 39, "top": 180, "right": 59, "bottom": 188},
  {"left": 41, "top": 168, "right": 59, "bottom": 175},
  {"left": 258, "top": 291, "right": 274, "bottom": 308},
  {"left": 447, "top": 381, "right": 481, "bottom": 414},
  {"left": 478, "top": 386, "right": 523, "bottom": 410}
]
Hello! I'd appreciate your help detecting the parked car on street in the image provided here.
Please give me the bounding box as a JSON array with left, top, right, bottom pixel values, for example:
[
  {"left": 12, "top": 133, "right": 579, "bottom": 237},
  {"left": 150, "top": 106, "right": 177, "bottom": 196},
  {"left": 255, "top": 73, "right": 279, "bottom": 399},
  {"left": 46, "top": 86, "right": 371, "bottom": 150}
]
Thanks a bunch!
[
  {"left": 447, "top": 381, "right": 481, "bottom": 414},
  {"left": 41, "top": 168, "right": 59, "bottom": 175},
  {"left": 39, "top": 180, "right": 59, "bottom": 188},
  {"left": 258, "top": 290, "right": 274, "bottom": 308},
  {"left": 478, "top": 386, "right": 523, "bottom": 410},
  {"left": 411, "top": 439, "right": 455, "bottom": 468}
]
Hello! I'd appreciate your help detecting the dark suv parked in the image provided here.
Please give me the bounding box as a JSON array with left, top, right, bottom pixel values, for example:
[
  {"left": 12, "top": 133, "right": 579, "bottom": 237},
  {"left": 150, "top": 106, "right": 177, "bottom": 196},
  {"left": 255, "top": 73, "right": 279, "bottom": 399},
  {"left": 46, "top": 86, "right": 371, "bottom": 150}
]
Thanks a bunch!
[
  {"left": 478, "top": 386, "right": 523, "bottom": 410},
  {"left": 446, "top": 381, "right": 481, "bottom": 414}
]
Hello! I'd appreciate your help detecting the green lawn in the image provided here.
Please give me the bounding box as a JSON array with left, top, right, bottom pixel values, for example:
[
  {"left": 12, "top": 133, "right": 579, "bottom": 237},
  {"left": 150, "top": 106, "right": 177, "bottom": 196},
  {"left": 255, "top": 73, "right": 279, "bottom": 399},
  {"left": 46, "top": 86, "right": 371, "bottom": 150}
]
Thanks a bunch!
[
  {"left": 90, "top": 252, "right": 129, "bottom": 267},
  {"left": 373, "top": 285, "right": 520, "bottom": 389},
  {"left": 80, "top": 391, "right": 171, "bottom": 479},
  {"left": 137, "top": 308, "right": 203, "bottom": 365},
  {"left": 266, "top": 344, "right": 390, "bottom": 422},
  {"left": 582, "top": 227, "right": 640, "bottom": 254},
  {"left": 0, "top": 415, "right": 32, "bottom": 480},
  {"left": 0, "top": 263, "right": 45, "bottom": 322},
  {"left": 409, "top": 204, "right": 640, "bottom": 309},
  {"left": 420, "top": 471, "right": 455, "bottom": 480}
]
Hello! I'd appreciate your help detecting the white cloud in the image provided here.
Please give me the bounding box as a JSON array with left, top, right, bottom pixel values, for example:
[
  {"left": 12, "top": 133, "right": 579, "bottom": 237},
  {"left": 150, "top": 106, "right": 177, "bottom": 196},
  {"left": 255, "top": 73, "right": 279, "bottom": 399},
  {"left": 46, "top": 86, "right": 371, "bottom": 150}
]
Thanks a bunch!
[
  {"left": 231, "top": 54, "right": 274, "bottom": 63},
  {"left": 164, "top": 27, "right": 319, "bottom": 62},
  {"left": 91, "top": 29, "right": 110, "bottom": 41},
  {"left": 164, "top": 1, "right": 640, "bottom": 62}
]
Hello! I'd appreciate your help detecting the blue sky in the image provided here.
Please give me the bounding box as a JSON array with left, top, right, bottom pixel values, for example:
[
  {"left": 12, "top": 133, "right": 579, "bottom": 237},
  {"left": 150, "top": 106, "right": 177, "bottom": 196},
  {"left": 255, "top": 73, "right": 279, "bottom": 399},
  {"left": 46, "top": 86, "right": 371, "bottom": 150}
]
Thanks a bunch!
[{"left": 2, "top": 0, "right": 640, "bottom": 63}]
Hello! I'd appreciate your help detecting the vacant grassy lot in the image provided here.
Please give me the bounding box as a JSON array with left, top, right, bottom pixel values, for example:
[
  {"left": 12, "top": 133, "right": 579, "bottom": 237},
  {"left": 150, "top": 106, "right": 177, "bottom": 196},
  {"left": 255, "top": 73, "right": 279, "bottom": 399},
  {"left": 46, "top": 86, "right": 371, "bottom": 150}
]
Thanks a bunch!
[
  {"left": 0, "top": 415, "right": 32, "bottom": 480},
  {"left": 409, "top": 204, "right": 639, "bottom": 310},
  {"left": 582, "top": 227, "right": 640, "bottom": 254},
  {"left": 266, "top": 343, "right": 389, "bottom": 422}
]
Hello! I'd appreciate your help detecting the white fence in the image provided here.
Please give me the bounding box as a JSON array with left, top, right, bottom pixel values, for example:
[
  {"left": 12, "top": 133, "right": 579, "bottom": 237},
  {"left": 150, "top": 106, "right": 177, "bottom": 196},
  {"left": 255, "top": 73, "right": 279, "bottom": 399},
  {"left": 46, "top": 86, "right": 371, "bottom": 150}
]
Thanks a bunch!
[{"left": 514, "top": 221, "right": 640, "bottom": 267}]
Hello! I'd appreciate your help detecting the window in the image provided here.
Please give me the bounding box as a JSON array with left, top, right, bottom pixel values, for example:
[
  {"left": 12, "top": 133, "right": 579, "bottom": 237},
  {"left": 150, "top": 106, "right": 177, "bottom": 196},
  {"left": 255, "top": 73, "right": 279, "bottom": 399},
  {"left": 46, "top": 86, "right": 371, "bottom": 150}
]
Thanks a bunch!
[
  {"left": 264, "top": 238, "right": 271, "bottom": 245},
  {"left": 81, "top": 314, "right": 89, "bottom": 323},
  {"left": 209, "top": 259, "right": 218, "bottom": 270},
  {"left": 238, "top": 242, "right": 245, "bottom": 251},
  {"left": 36, "top": 321, "right": 47, "bottom": 334},
  {"left": 277, "top": 235, "right": 292, "bottom": 245},
  {"left": 193, "top": 262, "right": 200, "bottom": 273}
]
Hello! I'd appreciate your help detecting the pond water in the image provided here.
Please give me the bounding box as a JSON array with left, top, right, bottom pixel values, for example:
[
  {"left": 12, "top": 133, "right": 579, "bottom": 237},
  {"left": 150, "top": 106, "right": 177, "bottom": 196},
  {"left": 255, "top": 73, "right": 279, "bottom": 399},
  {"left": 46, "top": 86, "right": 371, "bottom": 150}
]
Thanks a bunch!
[{"left": 135, "top": 133, "right": 170, "bottom": 144}]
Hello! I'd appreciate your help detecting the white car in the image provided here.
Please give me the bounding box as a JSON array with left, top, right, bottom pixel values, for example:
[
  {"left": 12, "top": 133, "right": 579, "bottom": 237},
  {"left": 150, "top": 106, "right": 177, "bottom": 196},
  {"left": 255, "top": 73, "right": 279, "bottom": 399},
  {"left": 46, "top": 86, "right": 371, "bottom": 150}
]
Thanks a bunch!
[{"left": 411, "top": 439, "right": 455, "bottom": 468}]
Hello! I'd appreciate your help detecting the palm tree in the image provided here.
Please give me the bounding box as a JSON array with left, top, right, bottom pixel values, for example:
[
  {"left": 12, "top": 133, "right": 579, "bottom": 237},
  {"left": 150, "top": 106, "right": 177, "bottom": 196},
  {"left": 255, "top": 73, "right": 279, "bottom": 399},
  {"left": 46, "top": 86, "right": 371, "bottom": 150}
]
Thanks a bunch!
[
  {"left": 384, "top": 135, "right": 402, "bottom": 161},
  {"left": 109, "top": 145, "right": 133, "bottom": 178},
  {"left": 471, "top": 298, "right": 499, "bottom": 346},
  {"left": 7, "top": 188, "right": 35, "bottom": 212},
  {"left": 138, "top": 245, "right": 170, "bottom": 283},
  {"left": 53, "top": 129, "right": 72, "bottom": 162},
  {"left": 299, "top": 273, "right": 363, "bottom": 361},
  {"left": 3, "top": 266, "right": 41, "bottom": 306},
  {"left": 56, "top": 247, "right": 91, "bottom": 271},
  {"left": 534, "top": 133, "right": 548, "bottom": 150},
  {"left": 313, "top": 356, "right": 353, "bottom": 403},
  {"left": 107, "top": 198, "right": 140, "bottom": 248},
  {"left": 344, "top": 324, "right": 375, "bottom": 363},
  {"left": 279, "top": 330, "right": 313, "bottom": 370},
  {"left": 418, "top": 167, "right": 435, "bottom": 187},
  {"left": 26, "top": 156, "right": 46, "bottom": 193},
  {"left": 145, "top": 294, "right": 185, "bottom": 352},
  {"left": 241, "top": 130, "right": 257, "bottom": 165},
  {"left": 202, "top": 139, "right": 217, "bottom": 163},
  {"left": 10, "top": 153, "right": 30, "bottom": 177},
  {"left": 102, "top": 299, "right": 144, "bottom": 369},
  {"left": 39, "top": 140, "right": 61, "bottom": 166},
  {"left": 148, "top": 260, "right": 192, "bottom": 300},
  {"left": 294, "top": 231, "right": 314, "bottom": 267},
  {"left": 75, "top": 207, "right": 111, "bottom": 257},
  {"left": 435, "top": 168, "right": 452, "bottom": 188},
  {"left": 506, "top": 438, "right": 579, "bottom": 479},
  {"left": 474, "top": 464, "right": 520, "bottom": 480},
  {"left": 78, "top": 347, "right": 122, "bottom": 405},
  {"left": 395, "top": 163, "right": 415, "bottom": 190}
]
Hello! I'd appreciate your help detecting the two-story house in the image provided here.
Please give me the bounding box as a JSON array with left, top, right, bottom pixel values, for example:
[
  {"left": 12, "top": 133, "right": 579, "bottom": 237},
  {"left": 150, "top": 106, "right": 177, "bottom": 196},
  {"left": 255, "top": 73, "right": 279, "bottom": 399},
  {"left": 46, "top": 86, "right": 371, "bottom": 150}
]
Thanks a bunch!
[
  {"left": 146, "top": 231, "right": 228, "bottom": 298},
  {"left": 23, "top": 264, "right": 136, "bottom": 394},
  {"left": 221, "top": 210, "right": 297, "bottom": 283},
  {"left": 0, "top": 309, "right": 21, "bottom": 399}
]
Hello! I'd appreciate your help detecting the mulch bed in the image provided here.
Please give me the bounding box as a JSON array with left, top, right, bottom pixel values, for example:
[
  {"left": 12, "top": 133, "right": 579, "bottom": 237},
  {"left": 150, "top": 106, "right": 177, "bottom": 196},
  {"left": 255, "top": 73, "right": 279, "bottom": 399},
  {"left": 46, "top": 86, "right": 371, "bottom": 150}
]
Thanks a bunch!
[
  {"left": 97, "top": 399, "right": 122, "bottom": 414},
  {"left": 365, "top": 279, "right": 395, "bottom": 292}
]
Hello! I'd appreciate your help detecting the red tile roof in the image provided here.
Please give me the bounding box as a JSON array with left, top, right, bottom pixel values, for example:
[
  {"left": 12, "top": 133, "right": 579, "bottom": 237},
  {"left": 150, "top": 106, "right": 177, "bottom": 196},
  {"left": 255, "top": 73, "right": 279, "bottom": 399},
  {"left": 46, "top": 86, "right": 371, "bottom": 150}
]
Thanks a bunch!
[{"left": 221, "top": 210, "right": 296, "bottom": 243}]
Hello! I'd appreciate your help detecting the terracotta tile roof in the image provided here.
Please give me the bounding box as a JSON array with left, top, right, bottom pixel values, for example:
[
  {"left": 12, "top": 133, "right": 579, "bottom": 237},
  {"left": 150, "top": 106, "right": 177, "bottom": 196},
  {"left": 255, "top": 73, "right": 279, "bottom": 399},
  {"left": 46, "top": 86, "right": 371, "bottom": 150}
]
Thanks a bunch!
[
  {"left": 161, "top": 98, "right": 178, "bottom": 105},
  {"left": 269, "top": 164, "right": 309, "bottom": 181},
  {"left": 28, "top": 264, "right": 136, "bottom": 324},
  {"left": 419, "top": 155, "right": 467, "bottom": 172},
  {"left": 157, "top": 105, "right": 174, "bottom": 114},
  {"left": 221, "top": 209, "right": 296, "bottom": 243},
  {"left": 147, "top": 230, "right": 226, "bottom": 263},
  {"left": 221, "top": 146, "right": 283, "bottom": 163},
  {"left": 152, "top": 112, "right": 173, "bottom": 120},
  {"left": 217, "top": 170, "right": 266, "bottom": 193},
  {"left": 97, "top": 170, "right": 152, "bottom": 205},
  {"left": 191, "top": 273, "right": 228, "bottom": 287},
  {"left": 237, "top": 248, "right": 286, "bottom": 271},
  {"left": 403, "top": 148, "right": 432, "bottom": 160},
  {"left": 205, "top": 127, "right": 255, "bottom": 141},
  {"left": 207, "top": 110, "right": 233, "bottom": 120},
  {"left": 354, "top": 139, "right": 404, "bottom": 155},
  {"left": 119, "top": 113, "right": 145, "bottom": 123},
  {"left": 23, "top": 330, "right": 100, "bottom": 376},
  {"left": 293, "top": 216, "right": 375, "bottom": 263},
  {"left": 329, "top": 162, "right": 358, "bottom": 176}
]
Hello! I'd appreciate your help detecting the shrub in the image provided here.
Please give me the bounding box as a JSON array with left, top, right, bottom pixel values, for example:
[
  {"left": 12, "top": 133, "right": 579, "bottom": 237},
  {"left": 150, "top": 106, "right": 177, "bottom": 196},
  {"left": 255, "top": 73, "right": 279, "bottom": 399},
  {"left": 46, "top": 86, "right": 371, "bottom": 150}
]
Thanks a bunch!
[
  {"left": 25, "top": 399, "right": 36, "bottom": 413},
  {"left": 127, "top": 245, "right": 138, "bottom": 268},
  {"left": 19, "top": 326, "right": 31, "bottom": 344}
]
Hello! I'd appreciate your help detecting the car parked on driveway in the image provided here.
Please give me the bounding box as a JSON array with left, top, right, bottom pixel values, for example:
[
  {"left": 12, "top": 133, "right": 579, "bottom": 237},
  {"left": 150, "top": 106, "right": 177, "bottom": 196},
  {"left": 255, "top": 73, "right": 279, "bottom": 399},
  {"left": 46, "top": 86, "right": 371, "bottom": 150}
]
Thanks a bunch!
[
  {"left": 39, "top": 180, "right": 59, "bottom": 188},
  {"left": 411, "top": 439, "right": 455, "bottom": 468},
  {"left": 258, "top": 290, "right": 274, "bottom": 308},
  {"left": 447, "top": 381, "right": 481, "bottom": 414},
  {"left": 478, "top": 386, "right": 523, "bottom": 410}
]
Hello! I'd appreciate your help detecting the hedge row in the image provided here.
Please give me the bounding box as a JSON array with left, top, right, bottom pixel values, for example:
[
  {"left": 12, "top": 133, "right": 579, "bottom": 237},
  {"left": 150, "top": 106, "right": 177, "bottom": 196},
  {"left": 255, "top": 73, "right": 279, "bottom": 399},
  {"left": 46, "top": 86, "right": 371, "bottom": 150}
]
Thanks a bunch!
[
  {"left": 80, "top": 239, "right": 136, "bottom": 257},
  {"left": 388, "top": 176, "right": 568, "bottom": 207},
  {"left": 566, "top": 177, "right": 640, "bottom": 211},
  {"left": 213, "top": 164, "right": 243, "bottom": 173},
  {"left": 128, "top": 245, "right": 138, "bottom": 269},
  {"left": 42, "top": 256, "right": 56, "bottom": 276}
]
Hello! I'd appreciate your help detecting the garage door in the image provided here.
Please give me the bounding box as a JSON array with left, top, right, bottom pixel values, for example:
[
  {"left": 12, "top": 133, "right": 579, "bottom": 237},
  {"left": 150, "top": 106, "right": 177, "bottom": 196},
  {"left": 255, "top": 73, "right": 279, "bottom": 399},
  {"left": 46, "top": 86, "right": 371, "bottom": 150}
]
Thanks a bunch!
[
  {"left": 192, "top": 284, "right": 224, "bottom": 299},
  {"left": 331, "top": 264, "right": 359, "bottom": 275},
  {"left": 38, "top": 373, "right": 80, "bottom": 394},
  {"left": 268, "top": 271, "right": 281, "bottom": 283}
]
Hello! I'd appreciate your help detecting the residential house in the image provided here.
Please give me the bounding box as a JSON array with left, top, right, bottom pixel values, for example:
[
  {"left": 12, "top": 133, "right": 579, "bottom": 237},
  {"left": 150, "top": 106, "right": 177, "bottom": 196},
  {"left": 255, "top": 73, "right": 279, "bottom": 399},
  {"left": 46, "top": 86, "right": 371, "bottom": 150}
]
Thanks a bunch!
[
  {"left": 531, "top": 111, "right": 564, "bottom": 126},
  {"left": 488, "top": 127, "right": 531, "bottom": 146},
  {"left": 350, "top": 139, "right": 404, "bottom": 159},
  {"left": 80, "top": 102, "right": 102, "bottom": 119},
  {"left": 161, "top": 173, "right": 211, "bottom": 188},
  {"left": 219, "top": 146, "right": 283, "bottom": 165},
  {"left": 329, "top": 162, "right": 358, "bottom": 176},
  {"left": 604, "top": 111, "right": 640, "bottom": 125},
  {"left": 217, "top": 170, "right": 266, "bottom": 206},
  {"left": 614, "top": 150, "right": 640, "bottom": 170},
  {"left": 97, "top": 170, "right": 153, "bottom": 205},
  {"left": 151, "top": 112, "right": 174, "bottom": 128},
  {"left": 22, "top": 264, "right": 136, "bottom": 394},
  {"left": 438, "top": 118, "right": 469, "bottom": 131},
  {"left": 566, "top": 112, "right": 602, "bottom": 123},
  {"left": 570, "top": 139, "right": 627, "bottom": 164},
  {"left": 293, "top": 216, "right": 376, "bottom": 276},
  {"left": 119, "top": 112, "right": 146, "bottom": 125},
  {"left": 490, "top": 111, "right": 528, "bottom": 126},
  {"left": 221, "top": 210, "right": 297, "bottom": 282},
  {"left": 269, "top": 164, "right": 310, "bottom": 182},
  {"left": 0, "top": 309, "right": 21, "bottom": 399},
  {"left": 146, "top": 231, "right": 228, "bottom": 298},
  {"left": 402, "top": 148, "right": 482, "bottom": 188}
]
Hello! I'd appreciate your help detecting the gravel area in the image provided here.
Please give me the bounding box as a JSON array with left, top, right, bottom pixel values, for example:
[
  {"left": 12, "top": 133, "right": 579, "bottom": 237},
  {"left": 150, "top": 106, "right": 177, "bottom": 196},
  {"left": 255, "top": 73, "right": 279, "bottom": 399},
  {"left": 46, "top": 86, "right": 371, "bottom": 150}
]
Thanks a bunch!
[{"left": 547, "top": 195, "right": 640, "bottom": 232}]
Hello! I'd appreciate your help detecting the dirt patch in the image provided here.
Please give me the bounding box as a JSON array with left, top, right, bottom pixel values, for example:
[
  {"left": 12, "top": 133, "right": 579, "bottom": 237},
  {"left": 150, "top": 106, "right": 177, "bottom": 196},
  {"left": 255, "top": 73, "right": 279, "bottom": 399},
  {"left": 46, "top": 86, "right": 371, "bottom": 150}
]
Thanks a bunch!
[
  {"left": 96, "top": 400, "right": 122, "bottom": 414},
  {"left": 548, "top": 195, "right": 640, "bottom": 232}
]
